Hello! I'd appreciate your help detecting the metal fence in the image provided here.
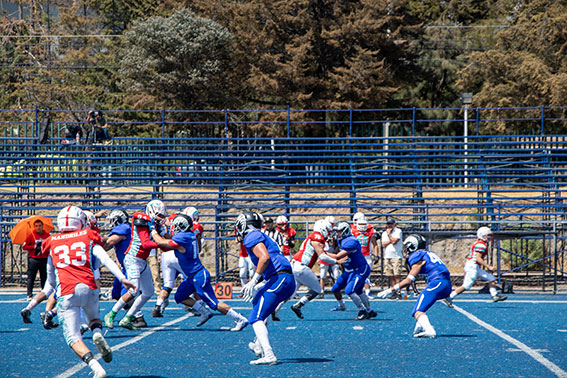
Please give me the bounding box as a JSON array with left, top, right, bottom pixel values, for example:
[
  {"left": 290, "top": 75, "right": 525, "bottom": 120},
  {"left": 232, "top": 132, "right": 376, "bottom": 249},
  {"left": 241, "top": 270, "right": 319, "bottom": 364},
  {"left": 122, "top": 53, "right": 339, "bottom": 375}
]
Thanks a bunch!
[{"left": 1, "top": 108, "right": 567, "bottom": 291}]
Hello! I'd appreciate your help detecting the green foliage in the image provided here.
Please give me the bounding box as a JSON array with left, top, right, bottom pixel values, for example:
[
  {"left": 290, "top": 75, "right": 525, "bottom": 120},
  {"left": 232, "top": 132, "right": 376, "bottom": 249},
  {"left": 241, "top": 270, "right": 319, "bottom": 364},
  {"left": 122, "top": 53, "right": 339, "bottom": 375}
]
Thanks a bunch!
[
  {"left": 500, "top": 238, "right": 545, "bottom": 271},
  {"left": 118, "top": 9, "right": 238, "bottom": 110}
]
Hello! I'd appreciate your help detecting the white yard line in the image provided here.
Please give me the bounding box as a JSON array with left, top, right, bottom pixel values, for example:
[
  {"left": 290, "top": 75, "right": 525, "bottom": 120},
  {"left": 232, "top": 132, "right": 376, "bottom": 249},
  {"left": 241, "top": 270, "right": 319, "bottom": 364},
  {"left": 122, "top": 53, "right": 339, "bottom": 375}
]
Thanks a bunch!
[
  {"left": 54, "top": 313, "right": 193, "bottom": 378},
  {"left": 454, "top": 305, "right": 567, "bottom": 378}
]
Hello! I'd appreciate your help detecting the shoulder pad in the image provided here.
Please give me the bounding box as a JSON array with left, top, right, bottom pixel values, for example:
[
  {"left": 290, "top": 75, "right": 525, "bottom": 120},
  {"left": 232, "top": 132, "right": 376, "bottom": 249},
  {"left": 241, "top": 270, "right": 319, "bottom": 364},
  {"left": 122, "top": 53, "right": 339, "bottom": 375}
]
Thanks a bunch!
[{"left": 133, "top": 212, "right": 150, "bottom": 227}]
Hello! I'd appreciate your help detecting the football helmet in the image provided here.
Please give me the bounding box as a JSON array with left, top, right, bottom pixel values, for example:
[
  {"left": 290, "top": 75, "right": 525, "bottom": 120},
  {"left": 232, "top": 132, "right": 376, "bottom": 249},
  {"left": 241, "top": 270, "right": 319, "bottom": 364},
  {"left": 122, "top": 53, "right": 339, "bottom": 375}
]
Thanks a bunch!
[
  {"left": 334, "top": 221, "right": 351, "bottom": 241},
  {"left": 352, "top": 212, "right": 365, "bottom": 223},
  {"left": 182, "top": 206, "right": 199, "bottom": 222},
  {"left": 276, "top": 215, "right": 288, "bottom": 228},
  {"left": 170, "top": 214, "right": 193, "bottom": 235},
  {"left": 57, "top": 206, "right": 86, "bottom": 232},
  {"left": 324, "top": 216, "right": 336, "bottom": 228},
  {"left": 235, "top": 211, "right": 263, "bottom": 241},
  {"left": 83, "top": 210, "right": 97, "bottom": 229},
  {"left": 403, "top": 234, "right": 427, "bottom": 254},
  {"left": 313, "top": 220, "right": 330, "bottom": 239},
  {"left": 146, "top": 199, "right": 167, "bottom": 224},
  {"left": 356, "top": 218, "right": 368, "bottom": 232},
  {"left": 477, "top": 227, "right": 493, "bottom": 241},
  {"left": 107, "top": 209, "right": 129, "bottom": 228}
]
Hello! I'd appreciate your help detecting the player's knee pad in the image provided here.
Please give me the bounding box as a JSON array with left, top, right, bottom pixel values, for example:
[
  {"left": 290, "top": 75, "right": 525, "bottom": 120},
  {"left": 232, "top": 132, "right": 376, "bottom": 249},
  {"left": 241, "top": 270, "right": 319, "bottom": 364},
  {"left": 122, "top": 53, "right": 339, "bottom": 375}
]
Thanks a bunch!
[{"left": 89, "top": 320, "right": 102, "bottom": 331}]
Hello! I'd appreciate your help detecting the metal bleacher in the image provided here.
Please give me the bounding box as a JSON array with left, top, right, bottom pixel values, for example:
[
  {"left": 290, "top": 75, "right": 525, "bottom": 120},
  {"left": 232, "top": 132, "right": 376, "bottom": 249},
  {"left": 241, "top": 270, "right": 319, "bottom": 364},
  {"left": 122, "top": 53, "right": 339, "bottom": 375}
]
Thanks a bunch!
[{"left": 1, "top": 106, "right": 567, "bottom": 291}]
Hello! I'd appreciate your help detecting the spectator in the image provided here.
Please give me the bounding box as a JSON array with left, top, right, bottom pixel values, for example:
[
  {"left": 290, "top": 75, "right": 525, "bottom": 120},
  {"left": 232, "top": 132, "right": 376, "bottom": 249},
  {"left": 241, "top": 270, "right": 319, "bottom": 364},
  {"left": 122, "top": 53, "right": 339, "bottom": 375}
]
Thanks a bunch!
[
  {"left": 381, "top": 217, "right": 404, "bottom": 300},
  {"left": 63, "top": 123, "right": 85, "bottom": 145},
  {"left": 22, "top": 219, "right": 51, "bottom": 300},
  {"left": 86, "top": 109, "right": 111, "bottom": 144}
]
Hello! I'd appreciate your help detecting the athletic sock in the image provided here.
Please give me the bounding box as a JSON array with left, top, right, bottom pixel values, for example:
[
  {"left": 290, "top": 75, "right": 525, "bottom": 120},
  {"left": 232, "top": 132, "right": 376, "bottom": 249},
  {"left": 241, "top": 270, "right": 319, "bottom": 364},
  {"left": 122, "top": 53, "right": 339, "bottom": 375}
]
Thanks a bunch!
[
  {"left": 227, "top": 308, "right": 246, "bottom": 322},
  {"left": 26, "top": 299, "right": 38, "bottom": 310},
  {"left": 337, "top": 299, "right": 345, "bottom": 307},
  {"left": 112, "top": 298, "right": 127, "bottom": 313},
  {"left": 252, "top": 321, "right": 273, "bottom": 357},
  {"left": 417, "top": 314, "right": 434, "bottom": 332},
  {"left": 348, "top": 293, "right": 365, "bottom": 311},
  {"left": 489, "top": 287, "right": 498, "bottom": 297},
  {"left": 298, "top": 296, "right": 309, "bottom": 306},
  {"left": 192, "top": 300, "right": 205, "bottom": 314},
  {"left": 156, "top": 298, "right": 164, "bottom": 307},
  {"left": 359, "top": 293, "right": 371, "bottom": 310},
  {"left": 449, "top": 291, "right": 457, "bottom": 299}
]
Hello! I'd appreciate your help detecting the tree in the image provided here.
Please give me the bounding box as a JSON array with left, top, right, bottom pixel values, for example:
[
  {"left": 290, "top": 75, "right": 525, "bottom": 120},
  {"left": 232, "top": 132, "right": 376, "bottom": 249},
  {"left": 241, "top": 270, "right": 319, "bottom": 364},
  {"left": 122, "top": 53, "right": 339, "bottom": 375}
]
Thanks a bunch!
[{"left": 118, "top": 9, "right": 238, "bottom": 110}]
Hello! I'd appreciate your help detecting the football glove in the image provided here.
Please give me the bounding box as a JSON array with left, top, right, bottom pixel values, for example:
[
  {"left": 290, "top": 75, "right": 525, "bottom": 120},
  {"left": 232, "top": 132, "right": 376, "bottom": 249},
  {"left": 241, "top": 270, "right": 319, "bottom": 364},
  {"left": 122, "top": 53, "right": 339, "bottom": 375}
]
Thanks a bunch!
[{"left": 377, "top": 288, "right": 393, "bottom": 299}]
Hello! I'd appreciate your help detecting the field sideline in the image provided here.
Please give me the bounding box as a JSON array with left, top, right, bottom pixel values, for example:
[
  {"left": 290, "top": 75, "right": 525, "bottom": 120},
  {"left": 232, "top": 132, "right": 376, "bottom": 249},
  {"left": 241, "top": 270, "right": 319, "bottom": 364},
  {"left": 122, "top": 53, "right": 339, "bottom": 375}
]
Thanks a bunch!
[{"left": 2, "top": 290, "right": 567, "bottom": 378}]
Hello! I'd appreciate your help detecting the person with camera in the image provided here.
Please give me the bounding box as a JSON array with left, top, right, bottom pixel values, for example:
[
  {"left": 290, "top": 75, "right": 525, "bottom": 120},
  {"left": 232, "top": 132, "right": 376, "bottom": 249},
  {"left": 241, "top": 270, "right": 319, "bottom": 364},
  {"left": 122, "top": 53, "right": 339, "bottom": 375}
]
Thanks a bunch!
[
  {"left": 22, "top": 219, "right": 51, "bottom": 301},
  {"left": 86, "top": 109, "right": 111, "bottom": 144}
]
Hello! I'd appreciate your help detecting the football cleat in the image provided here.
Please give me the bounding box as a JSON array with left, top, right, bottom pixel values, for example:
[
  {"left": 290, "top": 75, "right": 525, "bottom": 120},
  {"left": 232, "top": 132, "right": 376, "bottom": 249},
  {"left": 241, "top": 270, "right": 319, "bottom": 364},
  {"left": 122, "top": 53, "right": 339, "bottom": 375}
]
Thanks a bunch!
[
  {"left": 356, "top": 310, "right": 369, "bottom": 320},
  {"left": 21, "top": 308, "right": 32, "bottom": 324},
  {"left": 248, "top": 341, "right": 262, "bottom": 357},
  {"left": 231, "top": 319, "right": 249, "bottom": 332},
  {"left": 492, "top": 294, "right": 507, "bottom": 302},
  {"left": 250, "top": 353, "right": 277, "bottom": 366},
  {"left": 271, "top": 312, "right": 280, "bottom": 321},
  {"left": 118, "top": 315, "right": 140, "bottom": 330},
  {"left": 133, "top": 315, "right": 147, "bottom": 328},
  {"left": 291, "top": 303, "right": 304, "bottom": 319},
  {"left": 367, "top": 310, "right": 377, "bottom": 318},
  {"left": 40, "top": 311, "right": 58, "bottom": 329},
  {"left": 196, "top": 311, "right": 213, "bottom": 327},
  {"left": 414, "top": 329, "right": 436, "bottom": 338},
  {"left": 93, "top": 332, "right": 113, "bottom": 363},
  {"left": 442, "top": 298, "right": 454, "bottom": 308},
  {"left": 330, "top": 304, "right": 346, "bottom": 312},
  {"left": 152, "top": 305, "right": 163, "bottom": 318},
  {"left": 104, "top": 311, "right": 116, "bottom": 329}
]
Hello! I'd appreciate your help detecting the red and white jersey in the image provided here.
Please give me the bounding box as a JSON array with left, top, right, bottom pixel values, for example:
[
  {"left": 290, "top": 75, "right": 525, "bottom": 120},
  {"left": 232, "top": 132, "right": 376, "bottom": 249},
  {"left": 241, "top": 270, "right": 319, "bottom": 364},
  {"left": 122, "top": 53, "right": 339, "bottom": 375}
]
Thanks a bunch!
[
  {"left": 467, "top": 240, "right": 488, "bottom": 265},
  {"left": 240, "top": 242, "right": 249, "bottom": 258},
  {"left": 293, "top": 231, "right": 325, "bottom": 268},
  {"left": 125, "top": 212, "right": 159, "bottom": 260},
  {"left": 193, "top": 221, "right": 204, "bottom": 238},
  {"left": 352, "top": 225, "right": 375, "bottom": 256},
  {"left": 278, "top": 226, "right": 296, "bottom": 256},
  {"left": 47, "top": 229, "right": 104, "bottom": 296}
]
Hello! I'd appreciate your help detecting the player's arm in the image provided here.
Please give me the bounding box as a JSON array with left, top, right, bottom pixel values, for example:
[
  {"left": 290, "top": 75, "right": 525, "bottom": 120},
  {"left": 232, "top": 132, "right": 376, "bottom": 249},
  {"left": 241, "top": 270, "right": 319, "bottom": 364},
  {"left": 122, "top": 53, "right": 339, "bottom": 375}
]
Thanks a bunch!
[
  {"left": 250, "top": 243, "right": 270, "bottom": 276},
  {"left": 103, "top": 234, "right": 126, "bottom": 251},
  {"left": 46, "top": 256, "right": 56, "bottom": 290},
  {"left": 393, "top": 261, "right": 424, "bottom": 292},
  {"left": 370, "top": 234, "right": 379, "bottom": 260},
  {"left": 151, "top": 231, "right": 186, "bottom": 253},
  {"left": 92, "top": 244, "right": 136, "bottom": 292},
  {"left": 476, "top": 253, "right": 494, "bottom": 271},
  {"left": 22, "top": 233, "right": 36, "bottom": 252},
  {"left": 312, "top": 240, "right": 338, "bottom": 264}
]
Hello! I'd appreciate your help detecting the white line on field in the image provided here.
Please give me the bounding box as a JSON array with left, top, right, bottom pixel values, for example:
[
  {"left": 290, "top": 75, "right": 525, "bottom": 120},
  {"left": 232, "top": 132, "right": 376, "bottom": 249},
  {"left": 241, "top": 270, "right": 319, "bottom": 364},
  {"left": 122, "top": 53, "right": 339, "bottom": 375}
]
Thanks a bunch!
[
  {"left": 454, "top": 305, "right": 567, "bottom": 378},
  {"left": 54, "top": 313, "right": 193, "bottom": 378}
]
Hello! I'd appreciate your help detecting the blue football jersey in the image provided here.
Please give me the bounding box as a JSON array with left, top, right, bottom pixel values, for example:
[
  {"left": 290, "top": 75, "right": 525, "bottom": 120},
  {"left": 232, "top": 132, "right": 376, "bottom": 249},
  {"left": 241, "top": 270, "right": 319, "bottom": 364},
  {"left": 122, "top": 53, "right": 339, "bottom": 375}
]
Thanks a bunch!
[
  {"left": 244, "top": 230, "right": 291, "bottom": 279},
  {"left": 340, "top": 235, "right": 367, "bottom": 271},
  {"left": 109, "top": 223, "right": 132, "bottom": 265},
  {"left": 408, "top": 249, "right": 451, "bottom": 282},
  {"left": 172, "top": 231, "right": 203, "bottom": 275}
]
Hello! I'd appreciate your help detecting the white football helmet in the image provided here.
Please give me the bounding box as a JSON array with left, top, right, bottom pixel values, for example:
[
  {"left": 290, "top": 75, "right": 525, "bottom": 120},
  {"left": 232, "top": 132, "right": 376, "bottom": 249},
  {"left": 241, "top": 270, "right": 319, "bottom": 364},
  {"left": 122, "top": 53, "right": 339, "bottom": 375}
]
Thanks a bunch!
[
  {"left": 57, "top": 205, "right": 86, "bottom": 232},
  {"left": 82, "top": 210, "right": 97, "bottom": 229},
  {"left": 356, "top": 218, "right": 368, "bottom": 232},
  {"left": 182, "top": 206, "right": 199, "bottom": 222},
  {"left": 324, "top": 216, "right": 336, "bottom": 228},
  {"left": 146, "top": 199, "right": 167, "bottom": 224},
  {"left": 352, "top": 212, "right": 365, "bottom": 223},
  {"left": 276, "top": 215, "right": 288, "bottom": 228},
  {"left": 477, "top": 226, "right": 493, "bottom": 241},
  {"left": 335, "top": 221, "right": 351, "bottom": 241},
  {"left": 313, "top": 220, "right": 329, "bottom": 240}
]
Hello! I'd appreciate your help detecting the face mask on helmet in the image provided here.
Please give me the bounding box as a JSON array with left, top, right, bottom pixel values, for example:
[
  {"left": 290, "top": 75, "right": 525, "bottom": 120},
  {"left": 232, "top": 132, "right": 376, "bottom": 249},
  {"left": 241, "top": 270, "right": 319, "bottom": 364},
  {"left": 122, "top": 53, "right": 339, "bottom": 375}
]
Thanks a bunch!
[
  {"left": 83, "top": 211, "right": 97, "bottom": 229},
  {"left": 107, "top": 209, "right": 129, "bottom": 228},
  {"left": 356, "top": 220, "right": 368, "bottom": 232},
  {"left": 234, "top": 211, "right": 262, "bottom": 241},
  {"left": 57, "top": 205, "right": 86, "bottom": 232},
  {"left": 313, "top": 220, "right": 329, "bottom": 239},
  {"left": 403, "top": 234, "right": 427, "bottom": 254},
  {"left": 182, "top": 206, "right": 199, "bottom": 222},
  {"left": 334, "top": 222, "right": 351, "bottom": 241},
  {"left": 477, "top": 227, "right": 493, "bottom": 241},
  {"left": 146, "top": 200, "right": 167, "bottom": 224},
  {"left": 169, "top": 214, "right": 193, "bottom": 235}
]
